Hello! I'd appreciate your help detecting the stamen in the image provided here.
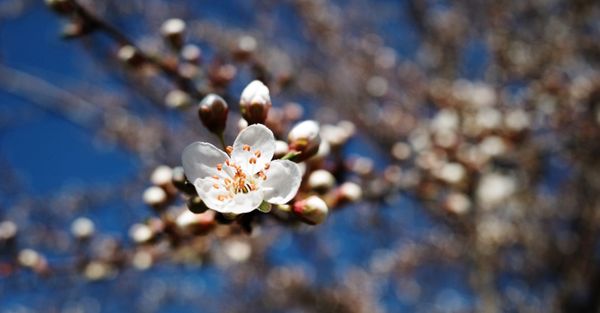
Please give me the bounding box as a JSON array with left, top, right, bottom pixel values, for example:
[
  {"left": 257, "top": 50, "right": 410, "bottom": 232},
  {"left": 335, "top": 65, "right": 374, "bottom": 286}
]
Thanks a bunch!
[
  {"left": 217, "top": 163, "right": 223, "bottom": 171},
  {"left": 225, "top": 159, "right": 230, "bottom": 166},
  {"left": 264, "top": 162, "right": 270, "bottom": 170},
  {"left": 213, "top": 184, "right": 220, "bottom": 189},
  {"left": 226, "top": 146, "right": 233, "bottom": 155},
  {"left": 249, "top": 157, "right": 257, "bottom": 164},
  {"left": 217, "top": 195, "right": 226, "bottom": 201},
  {"left": 212, "top": 175, "right": 219, "bottom": 180},
  {"left": 243, "top": 144, "right": 251, "bottom": 151},
  {"left": 254, "top": 150, "right": 262, "bottom": 158}
]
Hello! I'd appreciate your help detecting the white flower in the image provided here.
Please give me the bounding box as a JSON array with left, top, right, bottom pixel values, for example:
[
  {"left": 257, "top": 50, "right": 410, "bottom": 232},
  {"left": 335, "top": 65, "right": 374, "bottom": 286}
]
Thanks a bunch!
[{"left": 182, "top": 124, "right": 302, "bottom": 214}]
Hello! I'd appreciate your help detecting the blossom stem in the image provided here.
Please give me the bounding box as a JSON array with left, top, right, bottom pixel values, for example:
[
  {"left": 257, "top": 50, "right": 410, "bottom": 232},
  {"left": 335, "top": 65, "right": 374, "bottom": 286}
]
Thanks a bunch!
[
  {"left": 281, "top": 151, "right": 301, "bottom": 160},
  {"left": 217, "top": 132, "right": 227, "bottom": 150}
]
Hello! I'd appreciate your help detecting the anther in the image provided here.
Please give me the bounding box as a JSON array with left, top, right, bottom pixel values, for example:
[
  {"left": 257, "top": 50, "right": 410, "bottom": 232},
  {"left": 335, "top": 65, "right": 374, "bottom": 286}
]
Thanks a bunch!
[
  {"left": 264, "top": 162, "right": 270, "bottom": 170},
  {"left": 254, "top": 150, "right": 262, "bottom": 158},
  {"left": 226, "top": 146, "right": 233, "bottom": 155},
  {"left": 217, "top": 163, "right": 223, "bottom": 171},
  {"left": 243, "top": 144, "right": 251, "bottom": 151},
  {"left": 249, "top": 157, "right": 257, "bottom": 164}
]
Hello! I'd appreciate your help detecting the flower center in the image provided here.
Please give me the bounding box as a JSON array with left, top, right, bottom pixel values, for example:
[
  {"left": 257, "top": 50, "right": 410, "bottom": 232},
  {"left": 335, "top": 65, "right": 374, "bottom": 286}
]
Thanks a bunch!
[{"left": 212, "top": 147, "right": 270, "bottom": 202}]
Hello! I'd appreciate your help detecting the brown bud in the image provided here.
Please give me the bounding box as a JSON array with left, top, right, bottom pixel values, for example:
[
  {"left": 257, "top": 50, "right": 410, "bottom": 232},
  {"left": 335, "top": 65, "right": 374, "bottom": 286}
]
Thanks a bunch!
[
  {"left": 160, "top": 18, "right": 186, "bottom": 50},
  {"left": 198, "top": 94, "right": 229, "bottom": 134},
  {"left": 240, "top": 80, "right": 271, "bottom": 124},
  {"left": 172, "top": 166, "right": 197, "bottom": 195},
  {"left": 186, "top": 196, "right": 209, "bottom": 214}
]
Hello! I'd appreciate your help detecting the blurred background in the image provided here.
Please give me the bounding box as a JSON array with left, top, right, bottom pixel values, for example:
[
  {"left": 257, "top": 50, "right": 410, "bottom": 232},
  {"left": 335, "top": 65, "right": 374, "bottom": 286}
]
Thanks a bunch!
[{"left": 1, "top": 0, "right": 600, "bottom": 312}]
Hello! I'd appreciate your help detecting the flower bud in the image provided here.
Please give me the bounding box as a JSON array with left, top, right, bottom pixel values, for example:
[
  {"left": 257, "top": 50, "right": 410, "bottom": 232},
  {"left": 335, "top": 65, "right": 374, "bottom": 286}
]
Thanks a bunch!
[
  {"left": 0, "top": 220, "right": 17, "bottom": 244},
  {"left": 233, "top": 35, "right": 257, "bottom": 61},
  {"left": 181, "top": 44, "right": 202, "bottom": 64},
  {"left": 151, "top": 165, "right": 177, "bottom": 194},
  {"left": 45, "top": 0, "right": 74, "bottom": 15},
  {"left": 274, "top": 140, "right": 289, "bottom": 159},
  {"left": 132, "top": 250, "right": 154, "bottom": 271},
  {"left": 18, "top": 249, "right": 49, "bottom": 275},
  {"left": 337, "top": 182, "right": 362, "bottom": 203},
  {"left": 117, "top": 45, "right": 144, "bottom": 67},
  {"left": 18, "top": 249, "right": 41, "bottom": 268},
  {"left": 240, "top": 80, "right": 271, "bottom": 124},
  {"left": 165, "top": 89, "right": 192, "bottom": 109},
  {"left": 198, "top": 94, "right": 229, "bottom": 134},
  {"left": 143, "top": 186, "right": 168, "bottom": 210},
  {"left": 171, "top": 166, "right": 197, "bottom": 195},
  {"left": 160, "top": 18, "right": 186, "bottom": 50},
  {"left": 71, "top": 217, "right": 95, "bottom": 240},
  {"left": 175, "top": 210, "right": 215, "bottom": 234},
  {"left": 129, "top": 223, "right": 154, "bottom": 244},
  {"left": 288, "top": 120, "right": 321, "bottom": 161},
  {"left": 293, "top": 196, "right": 329, "bottom": 225},
  {"left": 186, "top": 196, "right": 209, "bottom": 214},
  {"left": 308, "top": 169, "right": 336, "bottom": 193}
]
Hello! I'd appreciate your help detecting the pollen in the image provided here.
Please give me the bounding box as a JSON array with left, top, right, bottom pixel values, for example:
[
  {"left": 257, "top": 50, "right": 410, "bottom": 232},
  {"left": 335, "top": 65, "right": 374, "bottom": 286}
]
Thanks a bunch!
[{"left": 243, "top": 144, "right": 251, "bottom": 151}]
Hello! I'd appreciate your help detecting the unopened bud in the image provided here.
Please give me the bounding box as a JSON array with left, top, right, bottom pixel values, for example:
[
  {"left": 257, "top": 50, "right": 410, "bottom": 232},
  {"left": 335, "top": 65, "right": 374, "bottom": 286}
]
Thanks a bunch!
[
  {"left": 0, "top": 221, "right": 17, "bottom": 243},
  {"left": 160, "top": 18, "right": 186, "bottom": 49},
  {"left": 186, "top": 196, "right": 209, "bottom": 214},
  {"left": 45, "top": 0, "right": 74, "bottom": 15},
  {"left": 181, "top": 44, "right": 202, "bottom": 64},
  {"left": 151, "top": 165, "right": 174, "bottom": 186},
  {"left": 233, "top": 35, "right": 257, "bottom": 61},
  {"left": 17, "top": 249, "right": 45, "bottom": 269},
  {"left": 308, "top": 169, "right": 336, "bottom": 193},
  {"left": 143, "top": 186, "right": 168, "bottom": 209},
  {"left": 171, "top": 166, "right": 197, "bottom": 195},
  {"left": 288, "top": 120, "right": 321, "bottom": 161},
  {"left": 84, "top": 261, "right": 112, "bottom": 281},
  {"left": 198, "top": 94, "right": 229, "bottom": 134},
  {"left": 293, "top": 196, "right": 329, "bottom": 225},
  {"left": 175, "top": 210, "right": 215, "bottom": 234},
  {"left": 274, "top": 140, "right": 289, "bottom": 159},
  {"left": 61, "top": 21, "right": 92, "bottom": 39},
  {"left": 240, "top": 80, "right": 271, "bottom": 124},
  {"left": 338, "top": 182, "right": 362, "bottom": 203},
  {"left": 165, "top": 89, "right": 192, "bottom": 109},
  {"left": 71, "top": 217, "right": 95, "bottom": 240},
  {"left": 444, "top": 192, "right": 471, "bottom": 215},
  {"left": 117, "top": 45, "right": 144, "bottom": 67},
  {"left": 129, "top": 223, "right": 154, "bottom": 244}
]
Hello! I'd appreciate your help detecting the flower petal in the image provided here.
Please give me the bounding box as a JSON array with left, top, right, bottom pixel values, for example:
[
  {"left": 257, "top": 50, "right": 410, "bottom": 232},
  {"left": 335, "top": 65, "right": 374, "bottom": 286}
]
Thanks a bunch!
[
  {"left": 262, "top": 160, "right": 301, "bottom": 204},
  {"left": 193, "top": 178, "right": 231, "bottom": 213},
  {"left": 227, "top": 191, "right": 263, "bottom": 214},
  {"left": 182, "top": 142, "right": 230, "bottom": 181},
  {"left": 232, "top": 124, "right": 275, "bottom": 174}
]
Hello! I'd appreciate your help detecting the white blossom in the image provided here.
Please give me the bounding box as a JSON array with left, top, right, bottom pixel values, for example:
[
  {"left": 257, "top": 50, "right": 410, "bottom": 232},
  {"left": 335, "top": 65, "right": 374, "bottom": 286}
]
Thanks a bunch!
[{"left": 182, "top": 124, "right": 301, "bottom": 214}]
